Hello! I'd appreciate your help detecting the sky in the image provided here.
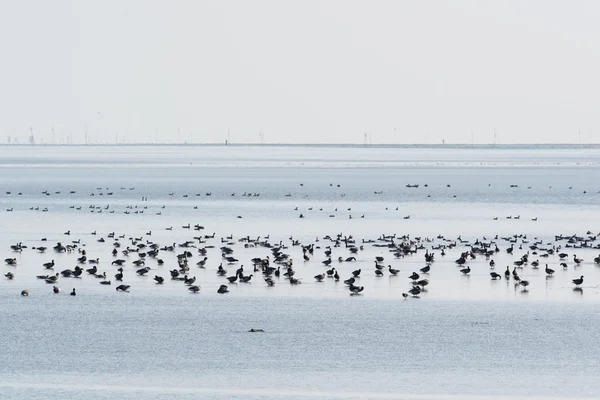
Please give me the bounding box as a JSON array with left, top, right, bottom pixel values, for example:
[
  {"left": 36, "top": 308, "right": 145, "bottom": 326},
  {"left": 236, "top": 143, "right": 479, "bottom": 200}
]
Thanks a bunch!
[{"left": 0, "top": 0, "right": 598, "bottom": 145}]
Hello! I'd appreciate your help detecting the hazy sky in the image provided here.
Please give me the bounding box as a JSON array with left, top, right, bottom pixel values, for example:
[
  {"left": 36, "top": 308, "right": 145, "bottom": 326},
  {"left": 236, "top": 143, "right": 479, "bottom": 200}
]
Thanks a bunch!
[{"left": 0, "top": 0, "right": 598, "bottom": 144}]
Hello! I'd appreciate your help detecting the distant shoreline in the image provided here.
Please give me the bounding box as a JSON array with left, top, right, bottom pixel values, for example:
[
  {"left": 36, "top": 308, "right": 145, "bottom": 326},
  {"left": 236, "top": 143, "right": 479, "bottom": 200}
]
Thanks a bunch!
[{"left": 0, "top": 143, "right": 599, "bottom": 150}]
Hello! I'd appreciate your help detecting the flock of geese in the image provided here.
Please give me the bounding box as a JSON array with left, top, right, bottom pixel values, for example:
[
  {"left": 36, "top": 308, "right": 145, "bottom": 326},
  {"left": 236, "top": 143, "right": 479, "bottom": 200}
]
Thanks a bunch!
[{"left": 3, "top": 224, "right": 598, "bottom": 299}]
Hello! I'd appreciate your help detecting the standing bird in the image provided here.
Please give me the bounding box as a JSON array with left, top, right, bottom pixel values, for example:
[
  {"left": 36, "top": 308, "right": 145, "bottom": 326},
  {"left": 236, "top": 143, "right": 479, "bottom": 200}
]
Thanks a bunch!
[
  {"left": 545, "top": 264, "right": 555, "bottom": 276},
  {"left": 460, "top": 266, "right": 471, "bottom": 275},
  {"left": 53, "top": 286, "right": 60, "bottom": 294},
  {"left": 572, "top": 276, "right": 584, "bottom": 286},
  {"left": 70, "top": 288, "right": 76, "bottom": 296},
  {"left": 388, "top": 266, "right": 400, "bottom": 276},
  {"left": 490, "top": 272, "right": 502, "bottom": 280},
  {"left": 217, "top": 284, "right": 229, "bottom": 294}
]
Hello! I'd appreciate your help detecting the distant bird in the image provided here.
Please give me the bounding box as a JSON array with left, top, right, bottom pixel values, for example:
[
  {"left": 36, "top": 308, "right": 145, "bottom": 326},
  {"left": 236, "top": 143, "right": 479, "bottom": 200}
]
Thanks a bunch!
[
  {"left": 154, "top": 275, "right": 164, "bottom": 284},
  {"left": 519, "top": 280, "right": 530, "bottom": 290},
  {"left": 572, "top": 276, "right": 584, "bottom": 286},
  {"left": 388, "top": 266, "right": 400, "bottom": 276},
  {"left": 490, "top": 272, "right": 502, "bottom": 280},
  {"left": 217, "top": 284, "right": 229, "bottom": 294},
  {"left": 21, "top": 289, "right": 30, "bottom": 296},
  {"left": 188, "top": 285, "right": 201, "bottom": 293},
  {"left": 5, "top": 272, "right": 14, "bottom": 280},
  {"left": 545, "top": 264, "right": 555, "bottom": 276},
  {"left": 70, "top": 288, "right": 76, "bottom": 296},
  {"left": 53, "top": 286, "right": 60, "bottom": 294},
  {"left": 408, "top": 272, "right": 420, "bottom": 281},
  {"left": 420, "top": 265, "right": 430, "bottom": 274},
  {"left": 116, "top": 284, "right": 130, "bottom": 292},
  {"left": 573, "top": 255, "right": 584, "bottom": 264},
  {"left": 416, "top": 279, "right": 429, "bottom": 289},
  {"left": 314, "top": 273, "right": 325, "bottom": 282},
  {"left": 349, "top": 284, "right": 364, "bottom": 295},
  {"left": 460, "top": 266, "right": 471, "bottom": 275}
]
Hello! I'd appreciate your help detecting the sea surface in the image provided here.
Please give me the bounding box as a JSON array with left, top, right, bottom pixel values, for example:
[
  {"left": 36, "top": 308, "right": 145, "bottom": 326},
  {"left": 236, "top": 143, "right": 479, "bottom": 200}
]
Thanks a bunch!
[{"left": 1, "top": 145, "right": 599, "bottom": 399}]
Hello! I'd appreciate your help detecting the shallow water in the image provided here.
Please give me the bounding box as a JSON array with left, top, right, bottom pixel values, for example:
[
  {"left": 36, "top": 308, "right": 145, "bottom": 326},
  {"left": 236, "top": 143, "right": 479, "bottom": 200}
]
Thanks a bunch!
[{"left": 1, "top": 145, "right": 600, "bottom": 399}]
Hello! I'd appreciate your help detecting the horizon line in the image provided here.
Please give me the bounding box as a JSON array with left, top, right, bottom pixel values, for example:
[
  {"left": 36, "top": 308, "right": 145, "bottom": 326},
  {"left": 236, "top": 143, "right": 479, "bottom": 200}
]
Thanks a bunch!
[{"left": 0, "top": 143, "right": 599, "bottom": 149}]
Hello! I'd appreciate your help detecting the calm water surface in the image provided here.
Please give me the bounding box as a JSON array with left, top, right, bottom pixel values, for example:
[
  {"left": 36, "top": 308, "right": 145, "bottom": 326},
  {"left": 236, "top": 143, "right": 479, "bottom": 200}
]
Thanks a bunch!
[{"left": 1, "top": 145, "right": 599, "bottom": 399}]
